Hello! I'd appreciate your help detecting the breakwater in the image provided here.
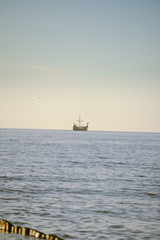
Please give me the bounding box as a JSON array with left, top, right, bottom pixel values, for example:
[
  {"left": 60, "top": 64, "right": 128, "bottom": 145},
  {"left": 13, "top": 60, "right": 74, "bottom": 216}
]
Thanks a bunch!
[{"left": 0, "top": 219, "right": 64, "bottom": 240}]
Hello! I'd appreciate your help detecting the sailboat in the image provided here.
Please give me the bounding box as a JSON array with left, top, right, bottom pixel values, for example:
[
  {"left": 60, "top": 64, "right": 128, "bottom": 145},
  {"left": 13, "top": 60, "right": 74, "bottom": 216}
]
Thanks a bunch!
[{"left": 73, "top": 116, "right": 89, "bottom": 131}]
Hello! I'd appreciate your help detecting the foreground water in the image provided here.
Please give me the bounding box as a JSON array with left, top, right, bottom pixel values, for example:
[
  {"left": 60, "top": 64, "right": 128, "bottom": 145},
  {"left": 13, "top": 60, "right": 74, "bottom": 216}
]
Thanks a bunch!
[{"left": 0, "top": 129, "right": 160, "bottom": 239}]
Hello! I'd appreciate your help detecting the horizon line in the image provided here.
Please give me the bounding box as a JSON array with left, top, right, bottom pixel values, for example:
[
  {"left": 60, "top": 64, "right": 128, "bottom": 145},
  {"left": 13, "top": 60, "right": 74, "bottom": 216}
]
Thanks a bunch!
[{"left": 0, "top": 127, "right": 159, "bottom": 134}]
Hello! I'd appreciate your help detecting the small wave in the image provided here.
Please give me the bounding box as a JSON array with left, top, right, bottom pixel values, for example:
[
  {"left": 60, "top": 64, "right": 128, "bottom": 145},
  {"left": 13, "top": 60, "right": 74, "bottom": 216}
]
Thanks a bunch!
[
  {"left": 62, "top": 233, "right": 75, "bottom": 239},
  {"left": 145, "top": 192, "right": 157, "bottom": 197},
  {"left": 138, "top": 175, "right": 145, "bottom": 178},
  {"left": 125, "top": 179, "right": 134, "bottom": 182},
  {"left": 99, "top": 156, "right": 110, "bottom": 159},
  {"left": 109, "top": 225, "right": 124, "bottom": 229},
  {"left": 1, "top": 197, "right": 20, "bottom": 201},
  {"left": 0, "top": 188, "right": 25, "bottom": 194},
  {"left": 0, "top": 175, "right": 24, "bottom": 181},
  {"left": 94, "top": 210, "right": 110, "bottom": 214}
]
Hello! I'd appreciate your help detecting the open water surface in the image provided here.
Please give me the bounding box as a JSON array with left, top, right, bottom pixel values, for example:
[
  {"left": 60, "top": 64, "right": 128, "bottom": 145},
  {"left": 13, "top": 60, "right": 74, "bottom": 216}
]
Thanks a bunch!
[{"left": 0, "top": 129, "right": 160, "bottom": 239}]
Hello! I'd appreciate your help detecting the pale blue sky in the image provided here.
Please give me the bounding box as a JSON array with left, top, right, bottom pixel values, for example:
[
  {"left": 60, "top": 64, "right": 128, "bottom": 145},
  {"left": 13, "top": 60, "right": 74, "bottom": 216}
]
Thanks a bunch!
[{"left": 0, "top": 0, "right": 160, "bottom": 131}]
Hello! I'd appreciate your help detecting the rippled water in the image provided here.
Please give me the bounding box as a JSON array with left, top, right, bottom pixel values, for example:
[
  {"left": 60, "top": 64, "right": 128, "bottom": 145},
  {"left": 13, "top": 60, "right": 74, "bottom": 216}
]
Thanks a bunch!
[{"left": 0, "top": 129, "right": 160, "bottom": 239}]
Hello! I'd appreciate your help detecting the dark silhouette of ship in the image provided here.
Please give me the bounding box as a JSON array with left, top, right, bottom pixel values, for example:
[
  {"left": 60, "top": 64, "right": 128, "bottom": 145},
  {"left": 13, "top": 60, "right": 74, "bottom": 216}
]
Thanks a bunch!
[{"left": 73, "top": 116, "right": 89, "bottom": 131}]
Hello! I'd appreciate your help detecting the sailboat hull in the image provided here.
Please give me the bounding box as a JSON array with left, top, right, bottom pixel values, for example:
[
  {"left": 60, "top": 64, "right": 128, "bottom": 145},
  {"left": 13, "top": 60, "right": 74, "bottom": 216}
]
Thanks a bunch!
[{"left": 73, "top": 125, "right": 88, "bottom": 131}]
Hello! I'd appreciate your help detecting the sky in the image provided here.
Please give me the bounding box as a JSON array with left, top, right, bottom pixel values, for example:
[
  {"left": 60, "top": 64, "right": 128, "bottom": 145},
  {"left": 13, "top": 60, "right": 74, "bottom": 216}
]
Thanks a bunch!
[{"left": 0, "top": 0, "right": 160, "bottom": 132}]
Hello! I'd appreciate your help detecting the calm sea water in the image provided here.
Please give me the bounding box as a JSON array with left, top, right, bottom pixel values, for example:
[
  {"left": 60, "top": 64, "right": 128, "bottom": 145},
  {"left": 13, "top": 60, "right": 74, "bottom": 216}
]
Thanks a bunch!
[{"left": 0, "top": 129, "right": 160, "bottom": 240}]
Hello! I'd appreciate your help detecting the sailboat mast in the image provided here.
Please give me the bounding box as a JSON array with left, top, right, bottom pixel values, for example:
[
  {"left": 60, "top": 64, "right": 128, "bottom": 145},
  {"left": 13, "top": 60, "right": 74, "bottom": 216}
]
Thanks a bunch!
[{"left": 77, "top": 115, "right": 83, "bottom": 126}]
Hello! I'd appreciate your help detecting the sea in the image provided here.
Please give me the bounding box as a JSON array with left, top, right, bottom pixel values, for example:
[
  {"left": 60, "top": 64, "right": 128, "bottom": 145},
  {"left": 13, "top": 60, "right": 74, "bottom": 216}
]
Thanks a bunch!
[{"left": 0, "top": 129, "right": 160, "bottom": 240}]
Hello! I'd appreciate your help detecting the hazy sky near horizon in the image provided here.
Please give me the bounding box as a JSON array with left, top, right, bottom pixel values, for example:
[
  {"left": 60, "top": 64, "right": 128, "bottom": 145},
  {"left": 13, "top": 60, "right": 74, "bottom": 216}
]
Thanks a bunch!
[{"left": 0, "top": 0, "right": 160, "bottom": 132}]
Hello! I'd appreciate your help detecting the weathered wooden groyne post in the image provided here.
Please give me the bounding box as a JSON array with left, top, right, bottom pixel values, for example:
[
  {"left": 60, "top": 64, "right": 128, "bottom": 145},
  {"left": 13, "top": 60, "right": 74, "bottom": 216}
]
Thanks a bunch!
[{"left": 0, "top": 219, "right": 64, "bottom": 240}]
